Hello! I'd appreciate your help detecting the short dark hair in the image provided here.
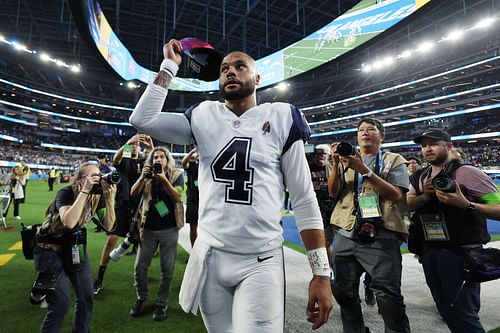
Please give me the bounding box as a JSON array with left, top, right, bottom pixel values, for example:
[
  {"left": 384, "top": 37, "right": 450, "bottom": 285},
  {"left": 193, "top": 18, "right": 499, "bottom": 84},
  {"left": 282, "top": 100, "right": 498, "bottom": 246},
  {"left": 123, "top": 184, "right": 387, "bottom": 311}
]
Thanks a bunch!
[
  {"left": 357, "top": 117, "right": 385, "bottom": 136},
  {"left": 407, "top": 156, "right": 421, "bottom": 165}
]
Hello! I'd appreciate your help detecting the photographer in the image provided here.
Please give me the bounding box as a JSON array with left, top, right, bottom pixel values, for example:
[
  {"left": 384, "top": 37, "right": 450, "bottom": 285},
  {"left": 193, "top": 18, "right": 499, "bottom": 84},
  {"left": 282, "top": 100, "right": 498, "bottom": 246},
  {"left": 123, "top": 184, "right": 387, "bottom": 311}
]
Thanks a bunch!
[
  {"left": 34, "top": 162, "right": 116, "bottom": 333},
  {"left": 328, "top": 118, "right": 410, "bottom": 333},
  {"left": 407, "top": 129, "right": 500, "bottom": 333},
  {"left": 129, "top": 146, "right": 184, "bottom": 321},
  {"left": 182, "top": 147, "right": 199, "bottom": 248},
  {"left": 93, "top": 133, "right": 152, "bottom": 295},
  {"left": 309, "top": 144, "right": 335, "bottom": 269}
]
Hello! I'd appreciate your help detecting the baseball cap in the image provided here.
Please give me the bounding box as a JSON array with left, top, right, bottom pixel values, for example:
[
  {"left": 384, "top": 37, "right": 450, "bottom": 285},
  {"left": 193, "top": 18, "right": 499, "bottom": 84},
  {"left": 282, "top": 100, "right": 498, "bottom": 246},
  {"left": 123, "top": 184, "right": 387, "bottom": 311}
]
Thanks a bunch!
[
  {"left": 413, "top": 129, "right": 451, "bottom": 143},
  {"left": 314, "top": 144, "right": 331, "bottom": 155},
  {"left": 178, "top": 37, "right": 223, "bottom": 82}
]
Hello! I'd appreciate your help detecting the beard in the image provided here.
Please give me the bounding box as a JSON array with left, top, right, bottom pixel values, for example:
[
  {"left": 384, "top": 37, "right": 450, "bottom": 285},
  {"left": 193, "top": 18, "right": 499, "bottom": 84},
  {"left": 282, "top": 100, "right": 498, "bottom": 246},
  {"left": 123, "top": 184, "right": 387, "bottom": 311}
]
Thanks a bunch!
[
  {"left": 426, "top": 149, "right": 448, "bottom": 165},
  {"left": 220, "top": 80, "right": 255, "bottom": 101}
]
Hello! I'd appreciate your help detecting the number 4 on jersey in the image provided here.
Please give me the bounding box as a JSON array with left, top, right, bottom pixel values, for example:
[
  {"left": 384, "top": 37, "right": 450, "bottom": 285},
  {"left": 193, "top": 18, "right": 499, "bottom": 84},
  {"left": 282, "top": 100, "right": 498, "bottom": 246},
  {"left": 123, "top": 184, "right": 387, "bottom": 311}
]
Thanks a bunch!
[{"left": 210, "top": 137, "right": 254, "bottom": 205}]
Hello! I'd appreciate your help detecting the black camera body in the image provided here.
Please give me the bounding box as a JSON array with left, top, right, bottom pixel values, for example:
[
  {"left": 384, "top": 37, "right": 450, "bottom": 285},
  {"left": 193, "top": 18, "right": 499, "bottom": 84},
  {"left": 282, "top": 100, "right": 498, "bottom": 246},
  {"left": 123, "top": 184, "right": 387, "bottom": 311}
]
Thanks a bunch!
[
  {"left": 30, "top": 271, "right": 58, "bottom": 305},
  {"left": 357, "top": 218, "right": 382, "bottom": 243},
  {"left": 432, "top": 174, "right": 456, "bottom": 193},
  {"left": 336, "top": 142, "right": 356, "bottom": 156},
  {"left": 153, "top": 163, "right": 163, "bottom": 174},
  {"left": 90, "top": 171, "right": 121, "bottom": 194},
  {"left": 145, "top": 163, "right": 163, "bottom": 179}
]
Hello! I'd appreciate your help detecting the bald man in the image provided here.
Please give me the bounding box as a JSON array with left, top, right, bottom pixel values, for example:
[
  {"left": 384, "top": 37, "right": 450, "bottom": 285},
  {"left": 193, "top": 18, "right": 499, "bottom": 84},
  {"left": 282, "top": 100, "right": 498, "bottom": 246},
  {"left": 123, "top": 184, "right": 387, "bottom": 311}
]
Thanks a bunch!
[{"left": 130, "top": 40, "right": 333, "bottom": 332}]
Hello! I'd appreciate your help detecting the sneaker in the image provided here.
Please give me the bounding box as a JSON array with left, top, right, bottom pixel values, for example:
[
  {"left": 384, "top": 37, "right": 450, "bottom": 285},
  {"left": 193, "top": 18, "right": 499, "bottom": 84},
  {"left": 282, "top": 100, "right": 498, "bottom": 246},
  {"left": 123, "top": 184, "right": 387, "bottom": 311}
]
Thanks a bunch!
[
  {"left": 14, "top": 216, "right": 21, "bottom": 220},
  {"left": 93, "top": 280, "right": 103, "bottom": 295},
  {"left": 152, "top": 304, "right": 167, "bottom": 321},
  {"left": 130, "top": 299, "right": 145, "bottom": 317},
  {"left": 364, "top": 287, "right": 376, "bottom": 306}
]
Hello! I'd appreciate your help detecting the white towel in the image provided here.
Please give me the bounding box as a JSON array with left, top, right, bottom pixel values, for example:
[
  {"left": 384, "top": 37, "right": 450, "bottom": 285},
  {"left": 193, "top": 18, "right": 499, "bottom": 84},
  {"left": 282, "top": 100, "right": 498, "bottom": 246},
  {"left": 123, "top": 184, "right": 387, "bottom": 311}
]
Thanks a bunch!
[{"left": 179, "top": 240, "right": 210, "bottom": 314}]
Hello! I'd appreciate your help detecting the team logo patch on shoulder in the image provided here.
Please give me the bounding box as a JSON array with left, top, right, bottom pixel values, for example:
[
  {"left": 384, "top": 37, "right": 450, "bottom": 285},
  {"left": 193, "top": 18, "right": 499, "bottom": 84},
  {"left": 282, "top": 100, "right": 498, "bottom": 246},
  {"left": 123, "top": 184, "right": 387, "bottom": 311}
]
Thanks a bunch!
[{"left": 262, "top": 121, "right": 271, "bottom": 135}]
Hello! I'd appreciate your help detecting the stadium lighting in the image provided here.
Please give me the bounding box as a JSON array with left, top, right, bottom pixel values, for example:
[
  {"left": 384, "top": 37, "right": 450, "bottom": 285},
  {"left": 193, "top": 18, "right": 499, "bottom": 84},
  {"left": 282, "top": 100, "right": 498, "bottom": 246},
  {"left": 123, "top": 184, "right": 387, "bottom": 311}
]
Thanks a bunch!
[
  {"left": 400, "top": 50, "right": 412, "bottom": 59},
  {"left": 475, "top": 17, "right": 494, "bottom": 29},
  {"left": 446, "top": 30, "right": 464, "bottom": 41},
  {"left": 275, "top": 82, "right": 289, "bottom": 91},
  {"left": 40, "top": 53, "right": 51, "bottom": 62},
  {"left": 127, "top": 82, "right": 141, "bottom": 89},
  {"left": 372, "top": 60, "right": 384, "bottom": 70},
  {"left": 0, "top": 35, "right": 6, "bottom": 43},
  {"left": 56, "top": 60, "right": 65, "bottom": 67},
  {"left": 13, "top": 42, "right": 27, "bottom": 52},
  {"left": 417, "top": 41, "right": 433, "bottom": 53},
  {"left": 70, "top": 65, "right": 80, "bottom": 73},
  {"left": 362, "top": 64, "right": 372, "bottom": 73},
  {"left": 383, "top": 56, "right": 394, "bottom": 66}
]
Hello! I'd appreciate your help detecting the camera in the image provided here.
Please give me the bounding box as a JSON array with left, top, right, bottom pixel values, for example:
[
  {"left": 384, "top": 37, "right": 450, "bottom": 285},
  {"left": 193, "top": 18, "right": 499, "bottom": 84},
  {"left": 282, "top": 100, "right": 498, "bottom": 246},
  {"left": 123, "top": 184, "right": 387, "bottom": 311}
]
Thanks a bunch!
[
  {"left": 336, "top": 142, "right": 356, "bottom": 156},
  {"left": 145, "top": 163, "right": 163, "bottom": 179},
  {"left": 357, "top": 219, "right": 380, "bottom": 243},
  {"left": 432, "top": 174, "right": 456, "bottom": 193},
  {"left": 152, "top": 163, "right": 163, "bottom": 174},
  {"left": 30, "top": 271, "right": 58, "bottom": 305},
  {"left": 90, "top": 171, "right": 121, "bottom": 194}
]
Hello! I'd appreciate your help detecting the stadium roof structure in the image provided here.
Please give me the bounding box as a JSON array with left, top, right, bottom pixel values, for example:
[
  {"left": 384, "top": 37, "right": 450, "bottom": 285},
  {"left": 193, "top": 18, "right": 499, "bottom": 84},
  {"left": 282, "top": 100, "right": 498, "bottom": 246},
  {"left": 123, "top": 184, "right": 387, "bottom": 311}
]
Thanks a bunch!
[
  {"left": 0, "top": 0, "right": 497, "bottom": 105},
  {"left": 0, "top": 0, "right": 359, "bottom": 83}
]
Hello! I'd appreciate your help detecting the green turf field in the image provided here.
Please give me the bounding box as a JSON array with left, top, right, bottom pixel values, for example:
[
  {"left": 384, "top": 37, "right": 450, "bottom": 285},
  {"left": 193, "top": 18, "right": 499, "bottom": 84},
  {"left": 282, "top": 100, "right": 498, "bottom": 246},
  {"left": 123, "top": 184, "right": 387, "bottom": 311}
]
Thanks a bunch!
[
  {"left": 283, "top": 32, "right": 378, "bottom": 77},
  {"left": 0, "top": 180, "right": 206, "bottom": 332},
  {"left": 2, "top": 180, "right": 499, "bottom": 332}
]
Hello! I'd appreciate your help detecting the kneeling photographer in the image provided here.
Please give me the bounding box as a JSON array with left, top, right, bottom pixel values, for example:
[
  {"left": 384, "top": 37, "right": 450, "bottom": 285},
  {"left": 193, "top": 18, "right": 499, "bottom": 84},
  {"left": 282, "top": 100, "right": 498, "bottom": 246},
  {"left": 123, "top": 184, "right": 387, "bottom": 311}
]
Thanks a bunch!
[
  {"left": 33, "top": 162, "right": 116, "bottom": 333},
  {"left": 407, "top": 129, "right": 500, "bottom": 333},
  {"left": 129, "top": 147, "right": 184, "bottom": 321},
  {"left": 328, "top": 118, "right": 410, "bottom": 333}
]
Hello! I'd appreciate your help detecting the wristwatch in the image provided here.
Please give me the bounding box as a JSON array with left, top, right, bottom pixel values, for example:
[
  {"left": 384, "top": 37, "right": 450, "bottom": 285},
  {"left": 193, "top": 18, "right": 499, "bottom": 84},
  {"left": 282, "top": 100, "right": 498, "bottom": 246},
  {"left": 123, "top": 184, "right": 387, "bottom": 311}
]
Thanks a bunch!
[
  {"left": 465, "top": 201, "right": 476, "bottom": 211},
  {"left": 362, "top": 169, "right": 373, "bottom": 178}
]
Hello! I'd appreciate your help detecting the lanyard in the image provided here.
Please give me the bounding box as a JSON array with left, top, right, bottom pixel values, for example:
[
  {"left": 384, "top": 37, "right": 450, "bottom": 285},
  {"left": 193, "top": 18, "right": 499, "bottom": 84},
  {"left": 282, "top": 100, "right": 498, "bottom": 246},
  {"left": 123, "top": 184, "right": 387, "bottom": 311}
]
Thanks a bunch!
[{"left": 356, "top": 150, "right": 383, "bottom": 192}]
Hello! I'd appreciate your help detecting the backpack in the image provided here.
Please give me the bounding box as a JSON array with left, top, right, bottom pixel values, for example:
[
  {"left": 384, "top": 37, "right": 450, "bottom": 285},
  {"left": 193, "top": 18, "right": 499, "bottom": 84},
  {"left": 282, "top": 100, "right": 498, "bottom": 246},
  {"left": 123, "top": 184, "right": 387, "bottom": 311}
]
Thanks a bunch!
[
  {"left": 20, "top": 223, "right": 41, "bottom": 260},
  {"left": 464, "top": 247, "right": 500, "bottom": 282}
]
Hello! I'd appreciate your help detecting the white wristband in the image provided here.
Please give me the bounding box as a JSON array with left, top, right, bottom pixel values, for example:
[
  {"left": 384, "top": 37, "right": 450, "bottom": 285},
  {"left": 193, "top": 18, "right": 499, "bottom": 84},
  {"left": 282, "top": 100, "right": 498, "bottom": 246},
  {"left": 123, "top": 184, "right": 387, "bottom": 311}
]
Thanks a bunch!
[
  {"left": 307, "top": 247, "right": 330, "bottom": 277},
  {"left": 159, "top": 58, "right": 179, "bottom": 79}
]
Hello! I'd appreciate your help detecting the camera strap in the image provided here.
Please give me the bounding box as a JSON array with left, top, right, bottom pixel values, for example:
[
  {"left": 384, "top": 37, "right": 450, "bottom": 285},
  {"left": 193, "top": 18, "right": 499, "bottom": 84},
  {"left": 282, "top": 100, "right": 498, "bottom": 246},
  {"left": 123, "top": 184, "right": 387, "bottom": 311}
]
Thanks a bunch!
[{"left": 353, "top": 151, "right": 383, "bottom": 218}]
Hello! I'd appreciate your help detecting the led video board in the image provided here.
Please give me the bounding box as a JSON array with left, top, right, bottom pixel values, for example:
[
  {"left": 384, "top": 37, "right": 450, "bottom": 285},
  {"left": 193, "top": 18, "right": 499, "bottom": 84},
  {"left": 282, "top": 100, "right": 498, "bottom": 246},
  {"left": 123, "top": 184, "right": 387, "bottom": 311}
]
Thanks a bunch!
[{"left": 84, "top": 0, "right": 429, "bottom": 92}]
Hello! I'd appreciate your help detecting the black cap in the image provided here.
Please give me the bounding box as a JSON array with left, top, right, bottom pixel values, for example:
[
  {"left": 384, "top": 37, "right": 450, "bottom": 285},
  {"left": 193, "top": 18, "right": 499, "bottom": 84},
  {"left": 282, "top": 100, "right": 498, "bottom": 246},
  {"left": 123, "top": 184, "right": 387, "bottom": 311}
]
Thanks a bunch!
[
  {"left": 413, "top": 129, "right": 451, "bottom": 143},
  {"left": 178, "top": 37, "right": 223, "bottom": 82}
]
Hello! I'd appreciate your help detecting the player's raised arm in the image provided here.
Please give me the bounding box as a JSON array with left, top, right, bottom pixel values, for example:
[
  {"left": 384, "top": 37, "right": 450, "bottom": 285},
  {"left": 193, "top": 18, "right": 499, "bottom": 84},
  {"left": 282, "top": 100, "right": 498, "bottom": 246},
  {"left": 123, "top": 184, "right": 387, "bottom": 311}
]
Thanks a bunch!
[{"left": 129, "top": 39, "right": 193, "bottom": 145}]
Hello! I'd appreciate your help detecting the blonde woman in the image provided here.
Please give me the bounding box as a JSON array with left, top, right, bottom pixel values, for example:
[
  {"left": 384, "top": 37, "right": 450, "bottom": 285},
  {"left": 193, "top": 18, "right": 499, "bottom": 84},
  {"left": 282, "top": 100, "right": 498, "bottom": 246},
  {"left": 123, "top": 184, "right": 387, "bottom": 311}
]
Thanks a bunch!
[
  {"left": 34, "top": 162, "right": 116, "bottom": 333},
  {"left": 2, "top": 166, "right": 24, "bottom": 219}
]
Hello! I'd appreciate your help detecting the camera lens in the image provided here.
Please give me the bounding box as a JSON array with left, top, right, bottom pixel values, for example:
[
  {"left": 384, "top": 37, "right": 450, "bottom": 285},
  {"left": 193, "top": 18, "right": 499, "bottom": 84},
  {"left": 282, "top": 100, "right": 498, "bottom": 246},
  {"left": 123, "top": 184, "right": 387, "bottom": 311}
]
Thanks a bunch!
[
  {"left": 29, "top": 291, "right": 46, "bottom": 305},
  {"left": 358, "top": 221, "right": 377, "bottom": 243},
  {"left": 101, "top": 171, "right": 120, "bottom": 184},
  {"left": 432, "top": 175, "right": 456, "bottom": 193},
  {"left": 153, "top": 163, "right": 163, "bottom": 173},
  {"left": 336, "top": 142, "right": 355, "bottom": 156}
]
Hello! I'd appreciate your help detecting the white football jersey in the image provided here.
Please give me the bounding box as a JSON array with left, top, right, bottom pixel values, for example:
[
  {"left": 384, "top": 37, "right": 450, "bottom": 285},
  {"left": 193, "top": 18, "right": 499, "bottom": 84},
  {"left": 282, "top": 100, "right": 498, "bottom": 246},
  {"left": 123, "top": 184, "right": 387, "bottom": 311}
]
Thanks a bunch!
[
  {"left": 186, "top": 101, "right": 310, "bottom": 253},
  {"left": 130, "top": 84, "right": 322, "bottom": 254}
]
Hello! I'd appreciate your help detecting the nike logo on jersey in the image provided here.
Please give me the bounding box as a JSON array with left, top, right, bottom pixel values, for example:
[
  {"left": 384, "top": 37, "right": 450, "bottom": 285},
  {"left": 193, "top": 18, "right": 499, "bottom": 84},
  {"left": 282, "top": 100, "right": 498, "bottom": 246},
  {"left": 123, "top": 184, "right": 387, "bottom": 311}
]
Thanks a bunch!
[{"left": 257, "top": 255, "right": 273, "bottom": 262}]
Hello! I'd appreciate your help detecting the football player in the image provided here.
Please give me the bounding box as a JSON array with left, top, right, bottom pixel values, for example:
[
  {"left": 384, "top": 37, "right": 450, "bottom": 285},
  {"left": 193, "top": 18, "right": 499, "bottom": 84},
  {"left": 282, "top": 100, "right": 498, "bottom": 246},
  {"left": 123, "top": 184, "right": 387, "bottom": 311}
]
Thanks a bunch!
[{"left": 130, "top": 39, "right": 333, "bottom": 332}]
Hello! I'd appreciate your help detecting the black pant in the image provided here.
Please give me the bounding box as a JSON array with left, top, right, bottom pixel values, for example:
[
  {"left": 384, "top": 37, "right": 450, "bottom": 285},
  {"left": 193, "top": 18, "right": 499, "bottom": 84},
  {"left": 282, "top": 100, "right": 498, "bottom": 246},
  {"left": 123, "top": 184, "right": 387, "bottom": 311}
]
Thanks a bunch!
[
  {"left": 332, "top": 234, "right": 410, "bottom": 333},
  {"left": 422, "top": 246, "right": 484, "bottom": 333},
  {"left": 48, "top": 177, "right": 56, "bottom": 191},
  {"left": 3, "top": 193, "right": 20, "bottom": 217}
]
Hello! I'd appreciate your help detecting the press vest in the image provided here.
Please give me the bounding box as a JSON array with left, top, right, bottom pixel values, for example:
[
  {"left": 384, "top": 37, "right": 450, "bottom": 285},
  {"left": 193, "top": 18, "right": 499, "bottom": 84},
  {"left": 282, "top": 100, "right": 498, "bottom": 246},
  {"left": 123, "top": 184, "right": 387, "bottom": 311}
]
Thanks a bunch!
[
  {"left": 330, "top": 152, "right": 409, "bottom": 239},
  {"left": 410, "top": 161, "right": 490, "bottom": 247}
]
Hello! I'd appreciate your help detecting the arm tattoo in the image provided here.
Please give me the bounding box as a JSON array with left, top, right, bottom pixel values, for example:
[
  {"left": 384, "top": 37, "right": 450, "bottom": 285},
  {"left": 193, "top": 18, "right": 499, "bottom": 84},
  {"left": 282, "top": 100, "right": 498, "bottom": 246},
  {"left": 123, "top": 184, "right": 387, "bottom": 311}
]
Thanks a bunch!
[{"left": 153, "top": 71, "right": 173, "bottom": 89}]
